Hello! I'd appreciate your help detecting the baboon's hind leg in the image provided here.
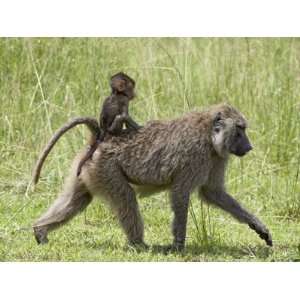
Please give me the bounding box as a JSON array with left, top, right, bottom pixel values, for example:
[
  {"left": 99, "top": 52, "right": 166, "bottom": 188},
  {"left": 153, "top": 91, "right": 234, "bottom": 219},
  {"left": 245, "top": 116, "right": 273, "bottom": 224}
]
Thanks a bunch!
[{"left": 33, "top": 178, "right": 93, "bottom": 244}]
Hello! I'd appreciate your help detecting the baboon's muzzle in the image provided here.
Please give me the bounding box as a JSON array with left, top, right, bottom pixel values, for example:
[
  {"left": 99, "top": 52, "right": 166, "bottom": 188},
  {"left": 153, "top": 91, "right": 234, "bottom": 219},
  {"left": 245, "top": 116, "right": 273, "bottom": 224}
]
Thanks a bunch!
[{"left": 234, "top": 143, "right": 253, "bottom": 157}]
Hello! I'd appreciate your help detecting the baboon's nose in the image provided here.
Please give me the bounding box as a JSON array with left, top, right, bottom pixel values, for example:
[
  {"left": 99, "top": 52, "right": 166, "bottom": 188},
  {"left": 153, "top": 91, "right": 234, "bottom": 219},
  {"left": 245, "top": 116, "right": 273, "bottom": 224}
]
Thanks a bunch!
[{"left": 245, "top": 144, "right": 253, "bottom": 152}]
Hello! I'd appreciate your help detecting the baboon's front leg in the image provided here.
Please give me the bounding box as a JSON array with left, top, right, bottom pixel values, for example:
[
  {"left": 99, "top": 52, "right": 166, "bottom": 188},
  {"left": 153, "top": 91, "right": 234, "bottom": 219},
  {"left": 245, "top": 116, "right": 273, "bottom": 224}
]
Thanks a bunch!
[
  {"left": 108, "top": 114, "right": 142, "bottom": 134},
  {"left": 108, "top": 115, "right": 124, "bottom": 134},
  {"left": 124, "top": 116, "right": 142, "bottom": 130},
  {"left": 201, "top": 187, "right": 272, "bottom": 246},
  {"left": 170, "top": 188, "right": 190, "bottom": 251}
]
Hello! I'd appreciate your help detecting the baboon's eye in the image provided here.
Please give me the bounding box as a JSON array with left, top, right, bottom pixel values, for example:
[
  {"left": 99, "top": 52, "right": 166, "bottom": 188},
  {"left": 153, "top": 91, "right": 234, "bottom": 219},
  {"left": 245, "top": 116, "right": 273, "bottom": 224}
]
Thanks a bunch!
[
  {"left": 236, "top": 128, "right": 245, "bottom": 138},
  {"left": 214, "top": 126, "right": 222, "bottom": 134},
  {"left": 237, "top": 125, "right": 246, "bottom": 130}
]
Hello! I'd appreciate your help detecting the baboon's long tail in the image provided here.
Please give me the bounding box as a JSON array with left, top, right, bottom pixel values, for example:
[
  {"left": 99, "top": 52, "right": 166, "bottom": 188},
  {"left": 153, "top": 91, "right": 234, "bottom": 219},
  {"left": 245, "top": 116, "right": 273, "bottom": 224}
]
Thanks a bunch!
[{"left": 33, "top": 117, "right": 99, "bottom": 185}]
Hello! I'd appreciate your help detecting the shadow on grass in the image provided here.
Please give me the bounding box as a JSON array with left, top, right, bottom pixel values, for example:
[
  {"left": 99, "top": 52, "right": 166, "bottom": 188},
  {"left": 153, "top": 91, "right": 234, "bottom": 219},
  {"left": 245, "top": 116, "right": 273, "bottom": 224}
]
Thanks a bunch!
[
  {"left": 82, "top": 236, "right": 273, "bottom": 261},
  {"left": 150, "top": 242, "right": 272, "bottom": 260}
]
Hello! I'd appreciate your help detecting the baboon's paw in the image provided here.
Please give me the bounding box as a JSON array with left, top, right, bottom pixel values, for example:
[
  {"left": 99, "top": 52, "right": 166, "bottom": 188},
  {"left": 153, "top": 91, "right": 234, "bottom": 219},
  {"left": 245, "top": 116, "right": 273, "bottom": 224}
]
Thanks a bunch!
[
  {"left": 33, "top": 227, "right": 49, "bottom": 245},
  {"left": 163, "top": 243, "right": 185, "bottom": 254},
  {"left": 249, "top": 223, "right": 273, "bottom": 247},
  {"left": 259, "top": 231, "right": 273, "bottom": 247},
  {"left": 128, "top": 241, "right": 149, "bottom": 252}
]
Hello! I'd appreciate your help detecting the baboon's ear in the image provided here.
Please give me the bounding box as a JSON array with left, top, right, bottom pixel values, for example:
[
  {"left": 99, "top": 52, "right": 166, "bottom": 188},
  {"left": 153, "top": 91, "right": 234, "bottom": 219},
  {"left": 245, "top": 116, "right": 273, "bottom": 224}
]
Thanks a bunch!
[{"left": 111, "top": 78, "right": 126, "bottom": 92}]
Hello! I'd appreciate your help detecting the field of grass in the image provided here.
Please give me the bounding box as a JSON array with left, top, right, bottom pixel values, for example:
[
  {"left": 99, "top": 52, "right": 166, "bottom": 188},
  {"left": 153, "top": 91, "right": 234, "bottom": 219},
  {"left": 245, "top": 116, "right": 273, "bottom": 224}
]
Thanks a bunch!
[{"left": 0, "top": 38, "right": 300, "bottom": 261}]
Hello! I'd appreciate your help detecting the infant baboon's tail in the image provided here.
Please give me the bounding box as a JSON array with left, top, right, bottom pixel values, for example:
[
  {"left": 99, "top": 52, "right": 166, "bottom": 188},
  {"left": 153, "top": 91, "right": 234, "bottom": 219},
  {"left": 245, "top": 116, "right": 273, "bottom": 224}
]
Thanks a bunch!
[{"left": 33, "top": 117, "right": 100, "bottom": 185}]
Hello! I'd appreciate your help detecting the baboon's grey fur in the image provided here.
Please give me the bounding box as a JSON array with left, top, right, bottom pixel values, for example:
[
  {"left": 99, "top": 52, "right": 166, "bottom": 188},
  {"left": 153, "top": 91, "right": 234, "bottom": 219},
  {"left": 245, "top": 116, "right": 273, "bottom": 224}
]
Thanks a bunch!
[{"left": 33, "top": 103, "right": 272, "bottom": 249}]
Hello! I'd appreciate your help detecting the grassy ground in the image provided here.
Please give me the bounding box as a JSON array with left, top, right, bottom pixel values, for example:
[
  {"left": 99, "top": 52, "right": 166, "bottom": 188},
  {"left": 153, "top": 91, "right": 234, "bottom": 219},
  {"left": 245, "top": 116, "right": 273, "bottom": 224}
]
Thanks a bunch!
[{"left": 0, "top": 38, "right": 300, "bottom": 261}]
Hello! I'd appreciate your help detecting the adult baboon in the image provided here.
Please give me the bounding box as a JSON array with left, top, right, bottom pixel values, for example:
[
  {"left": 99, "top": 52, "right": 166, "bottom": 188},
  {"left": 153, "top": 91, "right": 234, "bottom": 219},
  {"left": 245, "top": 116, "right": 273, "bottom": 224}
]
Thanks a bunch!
[{"left": 33, "top": 103, "right": 272, "bottom": 250}]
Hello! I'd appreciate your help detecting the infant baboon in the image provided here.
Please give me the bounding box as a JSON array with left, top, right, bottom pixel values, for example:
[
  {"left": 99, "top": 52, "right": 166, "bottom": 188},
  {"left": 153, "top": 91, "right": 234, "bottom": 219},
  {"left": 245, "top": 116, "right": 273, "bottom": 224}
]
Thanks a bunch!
[
  {"left": 32, "top": 72, "right": 141, "bottom": 184},
  {"left": 77, "top": 72, "right": 141, "bottom": 176},
  {"left": 33, "top": 103, "right": 272, "bottom": 250}
]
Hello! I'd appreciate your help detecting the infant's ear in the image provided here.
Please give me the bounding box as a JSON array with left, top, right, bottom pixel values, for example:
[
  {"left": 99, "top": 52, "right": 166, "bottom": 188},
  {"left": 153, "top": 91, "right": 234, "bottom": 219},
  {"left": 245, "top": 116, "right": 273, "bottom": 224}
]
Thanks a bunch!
[{"left": 111, "top": 78, "right": 126, "bottom": 92}]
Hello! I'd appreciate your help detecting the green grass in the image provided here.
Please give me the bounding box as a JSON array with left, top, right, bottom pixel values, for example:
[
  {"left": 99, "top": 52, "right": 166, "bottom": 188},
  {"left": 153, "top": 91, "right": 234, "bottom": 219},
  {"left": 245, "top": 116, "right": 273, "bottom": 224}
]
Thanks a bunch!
[{"left": 0, "top": 37, "right": 300, "bottom": 261}]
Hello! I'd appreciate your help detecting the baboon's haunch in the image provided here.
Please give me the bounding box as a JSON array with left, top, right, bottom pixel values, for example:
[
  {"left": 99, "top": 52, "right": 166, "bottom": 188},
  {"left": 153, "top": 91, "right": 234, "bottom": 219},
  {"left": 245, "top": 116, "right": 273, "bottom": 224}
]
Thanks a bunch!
[
  {"left": 33, "top": 104, "right": 272, "bottom": 250},
  {"left": 77, "top": 72, "right": 141, "bottom": 176}
]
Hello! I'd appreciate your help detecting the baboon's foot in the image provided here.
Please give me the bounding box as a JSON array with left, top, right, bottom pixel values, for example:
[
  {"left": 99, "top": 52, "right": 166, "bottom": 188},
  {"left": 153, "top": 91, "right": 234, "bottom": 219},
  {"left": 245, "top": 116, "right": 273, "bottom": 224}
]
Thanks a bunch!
[
  {"left": 33, "top": 226, "right": 49, "bottom": 245},
  {"left": 164, "top": 242, "right": 185, "bottom": 253},
  {"left": 249, "top": 223, "right": 273, "bottom": 247},
  {"left": 128, "top": 240, "right": 149, "bottom": 251}
]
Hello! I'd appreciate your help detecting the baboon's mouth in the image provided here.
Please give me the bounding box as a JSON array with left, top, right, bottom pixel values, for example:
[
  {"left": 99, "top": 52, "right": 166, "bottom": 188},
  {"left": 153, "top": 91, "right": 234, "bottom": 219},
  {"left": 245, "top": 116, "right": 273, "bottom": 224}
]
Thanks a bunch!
[
  {"left": 235, "top": 152, "right": 247, "bottom": 157},
  {"left": 231, "top": 149, "right": 248, "bottom": 157}
]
